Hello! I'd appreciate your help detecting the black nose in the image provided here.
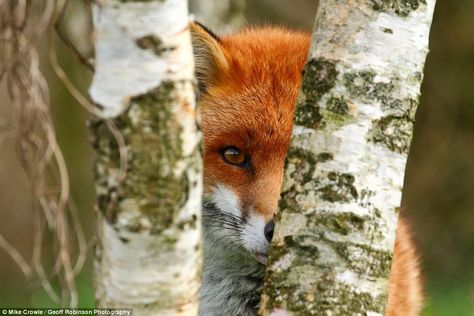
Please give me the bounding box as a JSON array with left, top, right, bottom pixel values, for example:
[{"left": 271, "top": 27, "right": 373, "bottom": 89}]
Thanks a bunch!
[{"left": 264, "top": 219, "right": 275, "bottom": 242}]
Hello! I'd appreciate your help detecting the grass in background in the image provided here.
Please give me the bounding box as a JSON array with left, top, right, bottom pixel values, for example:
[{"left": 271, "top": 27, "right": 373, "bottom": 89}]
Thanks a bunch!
[{"left": 423, "top": 282, "right": 474, "bottom": 316}]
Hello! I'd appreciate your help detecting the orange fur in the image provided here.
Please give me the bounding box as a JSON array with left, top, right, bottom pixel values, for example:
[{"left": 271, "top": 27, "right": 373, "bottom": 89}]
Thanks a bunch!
[
  {"left": 192, "top": 23, "right": 423, "bottom": 315},
  {"left": 387, "top": 216, "right": 424, "bottom": 315}
]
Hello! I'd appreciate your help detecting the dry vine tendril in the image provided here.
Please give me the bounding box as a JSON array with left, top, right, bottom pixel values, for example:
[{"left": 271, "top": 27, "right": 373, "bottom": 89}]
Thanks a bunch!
[{"left": 0, "top": 0, "right": 88, "bottom": 307}]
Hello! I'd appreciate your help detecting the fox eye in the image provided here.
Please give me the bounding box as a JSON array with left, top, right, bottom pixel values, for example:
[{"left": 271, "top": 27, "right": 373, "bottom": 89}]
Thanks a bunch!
[{"left": 221, "top": 146, "right": 248, "bottom": 167}]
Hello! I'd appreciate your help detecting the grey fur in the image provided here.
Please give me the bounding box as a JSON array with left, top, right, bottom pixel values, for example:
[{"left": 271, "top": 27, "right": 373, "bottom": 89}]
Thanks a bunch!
[{"left": 199, "top": 203, "right": 265, "bottom": 316}]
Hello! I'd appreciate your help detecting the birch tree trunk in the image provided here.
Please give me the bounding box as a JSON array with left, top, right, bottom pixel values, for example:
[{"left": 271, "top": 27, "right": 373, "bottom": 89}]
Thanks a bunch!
[
  {"left": 259, "top": 0, "right": 436, "bottom": 314},
  {"left": 88, "top": 1, "right": 202, "bottom": 315}
]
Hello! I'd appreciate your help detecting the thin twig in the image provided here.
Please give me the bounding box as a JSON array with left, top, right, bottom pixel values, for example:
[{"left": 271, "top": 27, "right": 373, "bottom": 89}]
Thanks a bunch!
[
  {"left": 54, "top": 0, "right": 94, "bottom": 72},
  {"left": 0, "top": 0, "right": 84, "bottom": 307},
  {"left": 0, "top": 234, "right": 33, "bottom": 279}
]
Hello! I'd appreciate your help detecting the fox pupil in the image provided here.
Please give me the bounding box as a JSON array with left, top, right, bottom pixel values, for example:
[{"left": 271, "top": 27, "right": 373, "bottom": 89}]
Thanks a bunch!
[{"left": 221, "top": 146, "right": 247, "bottom": 166}]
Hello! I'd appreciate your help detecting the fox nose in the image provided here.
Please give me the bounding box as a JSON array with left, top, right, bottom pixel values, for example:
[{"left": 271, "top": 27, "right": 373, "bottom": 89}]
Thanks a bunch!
[{"left": 264, "top": 219, "right": 275, "bottom": 242}]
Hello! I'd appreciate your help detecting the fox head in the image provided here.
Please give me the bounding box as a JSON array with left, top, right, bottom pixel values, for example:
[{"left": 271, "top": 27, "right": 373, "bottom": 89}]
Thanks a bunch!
[{"left": 191, "top": 22, "right": 310, "bottom": 263}]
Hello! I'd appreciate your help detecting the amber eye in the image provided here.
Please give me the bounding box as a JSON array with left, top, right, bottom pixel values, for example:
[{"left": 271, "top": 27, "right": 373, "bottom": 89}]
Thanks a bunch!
[{"left": 221, "top": 146, "right": 248, "bottom": 167}]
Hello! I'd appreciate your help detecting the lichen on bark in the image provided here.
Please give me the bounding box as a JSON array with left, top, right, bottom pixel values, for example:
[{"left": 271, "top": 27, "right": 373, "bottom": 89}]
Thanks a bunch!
[
  {"left": 91, "top": 81, "right": 198, "bottom": 234},
  {"left": 294, "top": 58, "right": 338, "bottom": 129},
  {"left": 371, "top": 0, "right": 427, "bottom": 17}
]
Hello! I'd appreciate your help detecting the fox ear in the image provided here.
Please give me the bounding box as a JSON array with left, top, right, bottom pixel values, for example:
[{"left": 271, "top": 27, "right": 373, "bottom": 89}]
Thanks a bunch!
[{"left": 190, "top": 22, "right": 228, "bottom": 92}]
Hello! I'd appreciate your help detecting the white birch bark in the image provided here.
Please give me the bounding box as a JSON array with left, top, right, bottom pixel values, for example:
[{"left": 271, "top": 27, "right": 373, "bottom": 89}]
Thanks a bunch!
[
  {"left": 259, "top": 0, "right": 436, "bottom": 314},
  {"left": 89, "top": 1, "right": 202, "bottom": 315}
]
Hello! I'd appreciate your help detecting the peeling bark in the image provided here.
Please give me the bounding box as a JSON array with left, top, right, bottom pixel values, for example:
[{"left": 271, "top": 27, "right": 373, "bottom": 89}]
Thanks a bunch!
[
  {"left": 89, "top": 1, "right": 202, "bottom": 315},
  {"left": 259, "top": 0, "right": 436, "bottom": 315}
]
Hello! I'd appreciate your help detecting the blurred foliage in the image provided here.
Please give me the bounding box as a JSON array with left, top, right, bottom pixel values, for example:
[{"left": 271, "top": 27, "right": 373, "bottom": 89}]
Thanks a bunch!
[{"left": 0, "top": 0, "right": 473, "bottom": 314}]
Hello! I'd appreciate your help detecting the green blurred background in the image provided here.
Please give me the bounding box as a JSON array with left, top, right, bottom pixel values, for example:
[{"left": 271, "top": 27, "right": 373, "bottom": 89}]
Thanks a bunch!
[{"left": 0, "top": 0, "right": 473, "bottom": 315}]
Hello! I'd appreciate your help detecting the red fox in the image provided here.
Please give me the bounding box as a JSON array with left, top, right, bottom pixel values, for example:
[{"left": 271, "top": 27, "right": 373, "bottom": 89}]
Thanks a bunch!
[{"left": 191, "top": 22, "right": 423, "bottom": 316}]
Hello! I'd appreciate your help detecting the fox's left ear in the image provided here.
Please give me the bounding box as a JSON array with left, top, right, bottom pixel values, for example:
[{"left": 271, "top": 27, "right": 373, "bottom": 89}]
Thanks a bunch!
[{"left": 190, "top": 22, "right": 228, "bottom": 92}]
